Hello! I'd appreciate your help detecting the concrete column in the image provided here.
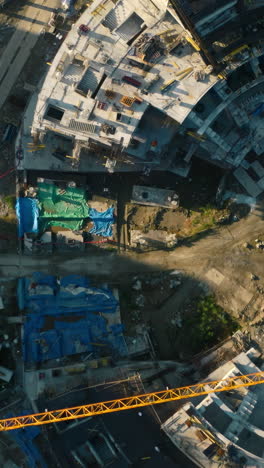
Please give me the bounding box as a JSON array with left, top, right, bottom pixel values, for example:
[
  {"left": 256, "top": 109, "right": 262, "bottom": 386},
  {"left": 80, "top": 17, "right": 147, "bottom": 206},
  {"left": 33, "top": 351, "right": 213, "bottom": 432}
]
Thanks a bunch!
[
  {"left": 205, "top": 127, "right": 231, "bottom": 152},
  {"left": 228, "top": 103, "right": 249, "bottom": 127},
  {"left": 250, "top": 58, "right": 262, "bottom": 78}
]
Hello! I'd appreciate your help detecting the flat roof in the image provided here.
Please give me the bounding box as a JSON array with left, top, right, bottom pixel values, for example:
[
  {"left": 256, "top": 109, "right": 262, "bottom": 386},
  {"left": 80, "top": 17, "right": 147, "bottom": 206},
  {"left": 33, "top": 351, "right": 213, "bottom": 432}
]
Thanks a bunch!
[
  {"left": 131, "top": 185, "right": 179, "bottom": 208},
  {"left": 19, "top": 0, "right": 219, "bottom": 171}
]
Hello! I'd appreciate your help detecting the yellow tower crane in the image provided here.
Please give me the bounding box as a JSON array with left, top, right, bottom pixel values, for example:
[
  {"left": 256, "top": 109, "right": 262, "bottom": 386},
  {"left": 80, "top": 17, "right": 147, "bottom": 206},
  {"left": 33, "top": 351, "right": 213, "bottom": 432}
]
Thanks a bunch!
[{"left": 0, "top": 372, "right": 264, "bottom": 431}]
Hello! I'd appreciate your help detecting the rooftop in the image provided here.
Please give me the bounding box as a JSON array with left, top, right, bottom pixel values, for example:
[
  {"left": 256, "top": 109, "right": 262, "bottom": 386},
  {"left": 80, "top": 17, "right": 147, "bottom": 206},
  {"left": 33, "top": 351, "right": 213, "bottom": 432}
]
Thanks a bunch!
[
  {"left": 19, "top": 273, "right": 127, "bottom": 368},
  {"left": 18, "top": 0, "right": 218, "bottom": 173},
  {"left": 131, "top": 185, "right": 179, "bottom": 208},
  {"left": 162, "top": 348, "right": 264, "bottom": 467}
]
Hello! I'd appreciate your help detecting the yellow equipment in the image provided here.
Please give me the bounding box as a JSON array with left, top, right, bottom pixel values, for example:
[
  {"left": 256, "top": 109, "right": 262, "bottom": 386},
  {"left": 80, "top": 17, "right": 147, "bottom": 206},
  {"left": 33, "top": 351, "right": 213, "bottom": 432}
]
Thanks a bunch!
[
  {"left": 175, "top": 67, "right": 193, "bottom": 80},
  {"left": 224, "top": 45, "right": 249, "bottom": 61},
  {"left": 156, "top": 28, "right": 177, "bottom": 37},
  {"left": 188, "top": 415, "right": 223, "bottom": 447},
  {"left": 160, "top": 78, "right": 176, "bottom": 92},
  {"left": 185, "top": 35, "right": 200, "bottom": 51},
  {"left": 120, "top": 96, "right": 135, "bottom": 107},
  {"left": 187, "top": 130, "right": 206, "bottom": 141},
  {"left": 27, "top": 143, "right": 45, "bottom": 152},
  {"left": 0, "top": 371, "right": 264, "bottom": 431},
  {"left": 91, "top": 3, "right": 106, "bottom": 16}
]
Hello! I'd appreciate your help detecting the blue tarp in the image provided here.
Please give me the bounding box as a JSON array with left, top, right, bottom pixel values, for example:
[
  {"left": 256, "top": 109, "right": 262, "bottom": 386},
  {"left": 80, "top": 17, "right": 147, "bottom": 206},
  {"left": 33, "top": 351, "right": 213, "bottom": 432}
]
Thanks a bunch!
[
  {"left": 60, "top": 274, "right": 90, "bottom": 288},
  {"left": 19, "top": 273, "right": 118, "bottom": 314},
  {"left": 8, "top": 417, "right": 47, "bottom": 468},
  {"left": 252, "top": 103, "right": 264, "bottom": 116},
  {"left": 20, "top": 274, "right": 127, "bottom": 362},
  {"left": 89, "top": 206, "right": 115, "bottom": 237},
  {"left": 16, "top": 197, "right": 39, "bottom": 237}
]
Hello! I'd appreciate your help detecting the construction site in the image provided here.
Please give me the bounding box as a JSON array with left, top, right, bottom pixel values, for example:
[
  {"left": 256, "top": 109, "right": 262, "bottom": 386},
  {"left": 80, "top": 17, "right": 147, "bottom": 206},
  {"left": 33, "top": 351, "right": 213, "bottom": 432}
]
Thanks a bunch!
[{"left": 0, "top": 0, "right": 264, "bottom": 466}]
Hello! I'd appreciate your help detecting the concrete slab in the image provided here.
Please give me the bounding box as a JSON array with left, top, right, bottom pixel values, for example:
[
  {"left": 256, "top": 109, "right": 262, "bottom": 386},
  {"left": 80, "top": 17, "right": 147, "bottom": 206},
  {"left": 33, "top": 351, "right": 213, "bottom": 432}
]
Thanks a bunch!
[
  {"left": 229, "top": 284, "right": 253, "bottom": 315},
  {"left": 131, "top": 185, "right": 179, "bottom": 208},
  {"left": 258, "top": 176, "right": 264, "bottom": 190},
  {"left": 24, "top": 370, "right": 38, "bottom": 400},
  {"left": 233, "top": 167, "right": 262, "bottom": 197},
  {"left": 236, "top": 285, "right": 253, "bottom": 305},
  {"left": 130, "top": 229, "right": 177, "bottom": 248},
  {"left": 251, "top": 161, "right": 264, "bottom": 178},
  {"left": 241, "top": 160, "right": 250, "bottom": 170},
  {"left": 205, "top": 268, "right": 225, "bottom": 286},
  {"left": 126, "top": 334, "right": 150, "bottom": 356}
]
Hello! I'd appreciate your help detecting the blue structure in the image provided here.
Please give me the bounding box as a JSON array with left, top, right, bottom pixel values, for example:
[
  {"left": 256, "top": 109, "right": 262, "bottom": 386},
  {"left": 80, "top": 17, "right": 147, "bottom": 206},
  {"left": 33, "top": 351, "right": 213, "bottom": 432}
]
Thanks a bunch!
[
  {"left": 89, "top": 206, "right": 115, "bottom": 237},
  {"left": 16, "top": 197, "right": 39, "bottom": 237},
  {"left": 9, "top": 421, "right": 47, "bottom": 468},
  {"left": 19, "top": 273, "right": 127, "bottom": 363},
  {"left": 252, "top": 103, "right": 264, "bottom": 117}
]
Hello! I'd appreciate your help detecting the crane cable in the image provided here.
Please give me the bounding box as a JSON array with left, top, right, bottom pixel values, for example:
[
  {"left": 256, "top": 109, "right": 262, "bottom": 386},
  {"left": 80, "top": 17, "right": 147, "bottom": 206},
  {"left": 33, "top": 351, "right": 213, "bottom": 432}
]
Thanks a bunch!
[
  {"left": 0, "top": 371, "right": 264, "bottom": 431},
  {"left": 0, "top": 166, "right": 16, "bottom": 179}
]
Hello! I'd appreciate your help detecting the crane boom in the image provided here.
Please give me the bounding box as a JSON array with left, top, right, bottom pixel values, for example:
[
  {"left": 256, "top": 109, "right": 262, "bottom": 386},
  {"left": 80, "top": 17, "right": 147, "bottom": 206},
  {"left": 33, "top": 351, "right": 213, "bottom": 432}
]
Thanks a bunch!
[{"left": 1, "top": 371, "right": 264, "bottom": 431}]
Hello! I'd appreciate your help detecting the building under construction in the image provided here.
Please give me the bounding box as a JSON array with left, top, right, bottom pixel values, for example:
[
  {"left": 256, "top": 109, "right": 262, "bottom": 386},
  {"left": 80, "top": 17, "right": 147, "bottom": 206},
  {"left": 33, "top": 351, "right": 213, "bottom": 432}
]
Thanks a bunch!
[
  {"left": 162, "top": 347, "right": 264, "bottom": 467},
  {"left": 6, "top": 0, "right": 264, "bottom": 466},
  {"left": 17, "top": 0, "right": 264, "bottom": 196}
]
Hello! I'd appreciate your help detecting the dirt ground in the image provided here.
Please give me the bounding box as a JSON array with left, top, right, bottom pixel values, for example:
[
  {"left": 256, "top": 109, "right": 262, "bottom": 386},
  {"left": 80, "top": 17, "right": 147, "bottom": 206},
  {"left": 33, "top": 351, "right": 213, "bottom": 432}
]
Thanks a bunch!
[
  {"left": 159, "top": 209, "right": 187, "bottom": 232},
  {"left": 119, "top": 272, "right": 222, "bottom": 360},
  {"left": 127, "top": 202, "right": 233, "bottom": 241}
]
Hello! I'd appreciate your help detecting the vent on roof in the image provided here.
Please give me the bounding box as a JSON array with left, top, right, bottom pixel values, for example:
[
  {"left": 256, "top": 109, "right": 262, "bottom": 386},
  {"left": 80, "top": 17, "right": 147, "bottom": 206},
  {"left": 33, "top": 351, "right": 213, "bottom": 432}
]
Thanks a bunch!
[
  {"left": 69, "top": 120, "right": 98, "bottom": 134},
  {"left": 45, "top": 105, "right": 64, "bottom": 122}
]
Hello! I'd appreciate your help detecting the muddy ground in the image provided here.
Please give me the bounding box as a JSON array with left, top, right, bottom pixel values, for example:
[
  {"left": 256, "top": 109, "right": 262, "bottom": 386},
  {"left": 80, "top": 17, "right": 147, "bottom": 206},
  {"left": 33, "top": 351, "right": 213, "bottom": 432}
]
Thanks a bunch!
[
  {"left": 127, "top": 200, "right": 248, "bottom": 245},
  {"left": 127, "top": 203, "right": 230, "bottom": 240}
]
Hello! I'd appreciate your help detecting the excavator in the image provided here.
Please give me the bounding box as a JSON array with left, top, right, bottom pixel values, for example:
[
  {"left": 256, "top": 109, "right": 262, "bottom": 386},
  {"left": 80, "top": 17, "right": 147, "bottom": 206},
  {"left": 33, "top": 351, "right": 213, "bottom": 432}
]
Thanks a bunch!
[{"left": 0, "top": 371, "right": 263, "bottom": 431}]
